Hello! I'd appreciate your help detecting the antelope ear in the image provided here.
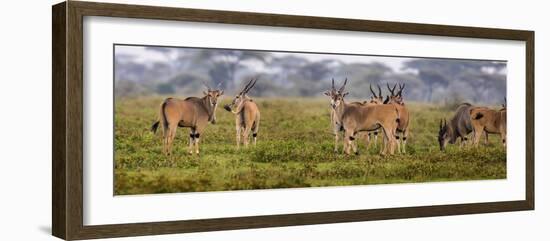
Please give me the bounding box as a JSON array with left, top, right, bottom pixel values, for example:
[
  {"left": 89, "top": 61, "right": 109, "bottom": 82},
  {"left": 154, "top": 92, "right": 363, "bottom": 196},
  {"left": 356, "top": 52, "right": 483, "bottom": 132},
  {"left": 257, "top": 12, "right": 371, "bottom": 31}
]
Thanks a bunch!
[
  {"left": 342, "top": 92, "right": 349, "bottom": 97},
  {"left": 219, "top": 90, "right": 224, "bottom": 95},
  {"left": 323, "top": 91, "right": 331, "bottom": 96},
  {"left": 203, "top": 91, "right": 208, "bottom": 95}
]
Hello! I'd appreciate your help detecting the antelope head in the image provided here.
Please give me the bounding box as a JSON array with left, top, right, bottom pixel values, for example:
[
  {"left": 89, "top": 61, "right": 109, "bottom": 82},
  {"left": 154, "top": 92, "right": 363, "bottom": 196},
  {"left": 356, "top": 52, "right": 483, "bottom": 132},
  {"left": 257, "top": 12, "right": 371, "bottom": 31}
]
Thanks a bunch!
[
  {"left": 438, "top": 118, "right": 452, "bottom": 151},
  {"left": 202, "top": 81, "right": 224, "bottom": 124},
  {"left": 369, "top": 84, "right": 384, "bottom": 104},
  {"left": 324, "top": 78, "right": 349, "bottom": 109},
  {"left": 386, "top": 83, "right": 405, "bottom": 105},
  {"left": 224, "top": 78, "right": 257, "bottom": 114}
]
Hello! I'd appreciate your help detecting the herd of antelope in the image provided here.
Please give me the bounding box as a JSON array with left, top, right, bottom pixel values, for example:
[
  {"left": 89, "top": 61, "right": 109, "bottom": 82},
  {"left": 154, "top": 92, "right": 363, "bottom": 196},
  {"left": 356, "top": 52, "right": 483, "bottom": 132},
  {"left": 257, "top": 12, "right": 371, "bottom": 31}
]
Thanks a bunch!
[
  {"left": 438, "top": 99, "right": 507, "bottom": 151},
  {"left": 151, "top": 77, "right": 506, "bottom": 156}
]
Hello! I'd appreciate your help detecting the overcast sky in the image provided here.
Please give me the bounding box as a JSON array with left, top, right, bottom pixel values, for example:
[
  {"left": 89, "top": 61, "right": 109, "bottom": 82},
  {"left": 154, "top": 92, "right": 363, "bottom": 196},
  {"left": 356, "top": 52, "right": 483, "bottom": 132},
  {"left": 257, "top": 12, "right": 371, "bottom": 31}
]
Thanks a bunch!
[{"left": 115, "top": 45, "right": 412, "bottom": 72}]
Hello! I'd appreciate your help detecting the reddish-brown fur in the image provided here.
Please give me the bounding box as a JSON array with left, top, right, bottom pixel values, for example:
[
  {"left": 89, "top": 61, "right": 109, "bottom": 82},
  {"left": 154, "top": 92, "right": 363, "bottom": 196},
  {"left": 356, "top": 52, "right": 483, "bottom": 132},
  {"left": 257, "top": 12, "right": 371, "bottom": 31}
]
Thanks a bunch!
[
  {"left": 152, "top": 87, "right": 223, "bottom": 155},
  {"left": 385, "top": 83, "right": 410, "bottom": 153},
  {"left": 327, "top": 79, "right": 399, "bottom": 155},
  {"left": 224, "top": 78, "right": 261, "bottom": 148},
  {"left": 470, "top": 106, "right": 507, "bottom": 147}
]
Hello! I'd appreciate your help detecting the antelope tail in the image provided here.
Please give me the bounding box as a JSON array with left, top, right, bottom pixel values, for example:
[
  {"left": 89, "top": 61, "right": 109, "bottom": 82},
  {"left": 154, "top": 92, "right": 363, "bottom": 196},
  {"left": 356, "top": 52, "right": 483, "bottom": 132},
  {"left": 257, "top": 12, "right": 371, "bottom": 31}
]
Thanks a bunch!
[
  {"left": 474, "top": 112, "right": 484, "bottom": 120},
  {"left": 469, "top": 108, "right": 484, "bottom": 120},
  {"left": 151, "top": 121, "right": 160, "bottom": 133},
  {"left": 152, "top": 100, "right": 169, "bottom": 134},
  {"left": 395, "top": 107, "right": 401, "bottom": 124}
]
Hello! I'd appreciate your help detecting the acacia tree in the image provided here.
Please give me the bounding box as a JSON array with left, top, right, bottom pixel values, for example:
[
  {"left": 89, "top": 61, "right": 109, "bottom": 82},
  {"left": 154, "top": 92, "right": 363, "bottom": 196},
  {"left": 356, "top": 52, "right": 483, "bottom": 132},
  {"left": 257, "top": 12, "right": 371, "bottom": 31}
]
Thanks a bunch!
[
  {"left": 405, "top": 59, "right": 506, "bottom": 103},
  {"left": 195, "top": 49, "right": 268, "bottom": 91}
]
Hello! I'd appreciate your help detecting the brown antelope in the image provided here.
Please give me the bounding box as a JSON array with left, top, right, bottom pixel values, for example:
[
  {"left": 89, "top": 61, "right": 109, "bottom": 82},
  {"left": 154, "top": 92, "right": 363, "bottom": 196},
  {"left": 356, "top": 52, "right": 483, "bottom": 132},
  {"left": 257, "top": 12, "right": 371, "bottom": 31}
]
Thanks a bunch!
[
  {"left": 324, "top": 78, "right": 367, "bottom": 153},
  {"left": 151, "top": 82, "right": 223, "bottom": 155},
  {"left": 438, "top": 103, "right": 489, "bottom": 151},
  {"left": 438, "top": 103, "right": 476, "bottom": 151},
  {"left": 223, "top": 78, "right": 261, "bottom": 148},
  {"left": 470, "top": 103, "right": 507, "bottom": 147},
  {"left": 384, "top": 83, "right": 410, "bottom": 153},
  {"left": 327, "top": 79, "right": 400, "bottom": 155},
  {"left": 365, "top": 84, "right": 384, "bottom": 148}
]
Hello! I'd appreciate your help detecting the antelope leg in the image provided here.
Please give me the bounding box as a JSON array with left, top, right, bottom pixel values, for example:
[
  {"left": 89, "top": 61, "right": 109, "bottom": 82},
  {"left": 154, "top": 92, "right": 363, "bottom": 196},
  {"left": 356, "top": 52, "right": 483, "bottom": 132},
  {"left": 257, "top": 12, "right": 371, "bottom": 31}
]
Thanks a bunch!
[
  {"left": 235, "top": 116, "right": 241, "bottom": 149},
  {"left": 162, "top": 129, "right": 167, "bottom": 155},
  {"left": 236, "top": 126, "right": 241, "bottom": 149},
  {"left": 341, "top": 132, "right": 347, "bottom": 154},
  {"left": 402, "top": 129, "right": 408, "bottom": 154},
  {"left": 373, "top": 131, "right": 378, "bottom": 147},
  {"left": 167, "top": 124, "right": 177, "bottom": 156},
  {"left": 380, "top": 131, "right": 388, "bottom": 156},
  {"left": 252, "top": 120, "right": 259, "bottom": 146},
  {"left": 390, "top": 129, "right": 397, "bottom": 155},
  {"left": 188, "top": 131, "right": 194, "bottom": 154},
  {"left": 473, "top": 129, "right": 482, "bottom": 147},
  {"left": 394, "top": 131, "right": 401, "bottom": 154},
  {"left": 333, "top": 125, "right": 340, "bottom": 153},
  {"left": 350, "top": 133, "right": 359, "bottom": 155},
  {"left": 194, "top": 133, "right": 200, "bottom": 154},
  {"left": 344, "top": 130, "right": 355, "bottom": 155},
  {"left": 243, "top": 127, "right": 251, "bottom": 147},
  {"left": 365, "top": 132, "right": 371, "bottom": 150}
]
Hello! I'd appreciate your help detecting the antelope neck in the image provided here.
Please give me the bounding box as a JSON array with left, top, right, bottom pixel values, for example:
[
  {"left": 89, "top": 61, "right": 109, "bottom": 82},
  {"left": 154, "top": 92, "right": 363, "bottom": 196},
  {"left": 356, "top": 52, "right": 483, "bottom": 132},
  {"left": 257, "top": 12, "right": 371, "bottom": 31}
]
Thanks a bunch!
[
  {"left": 447, "top": 126, "right": 459, "bottom": 143},
  {"left": 333, "top": 100, "right": 347, "bottom": 122},
  {"left": 201, "top": 96, "right": 216, "bottom": 120}
]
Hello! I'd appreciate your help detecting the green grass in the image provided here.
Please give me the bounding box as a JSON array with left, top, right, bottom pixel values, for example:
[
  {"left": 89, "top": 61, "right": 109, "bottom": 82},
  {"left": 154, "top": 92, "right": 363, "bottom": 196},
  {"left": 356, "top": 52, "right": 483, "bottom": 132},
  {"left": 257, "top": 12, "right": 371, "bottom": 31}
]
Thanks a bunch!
[{"left": 114, "top": 97, "right": 506, "bottom": 195}]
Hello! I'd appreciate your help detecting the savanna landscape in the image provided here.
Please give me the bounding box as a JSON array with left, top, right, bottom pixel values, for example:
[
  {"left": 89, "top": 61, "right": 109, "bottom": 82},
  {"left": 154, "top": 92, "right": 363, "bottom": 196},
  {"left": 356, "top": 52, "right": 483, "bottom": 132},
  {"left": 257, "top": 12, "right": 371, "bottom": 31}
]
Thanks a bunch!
[
  {"left": 114, "top": 44, "right": 507, "bottom": 195},
  {"left": 114, "top": 96, "right": 506, "bottom": 195}
]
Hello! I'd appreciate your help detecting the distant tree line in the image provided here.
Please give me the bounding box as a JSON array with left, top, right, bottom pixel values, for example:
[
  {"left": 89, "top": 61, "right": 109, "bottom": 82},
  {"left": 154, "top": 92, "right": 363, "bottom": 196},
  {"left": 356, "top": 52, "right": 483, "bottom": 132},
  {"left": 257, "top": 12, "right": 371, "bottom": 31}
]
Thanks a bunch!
[{"left": 115, "top": 47, "right": 506, "bottom": 105}]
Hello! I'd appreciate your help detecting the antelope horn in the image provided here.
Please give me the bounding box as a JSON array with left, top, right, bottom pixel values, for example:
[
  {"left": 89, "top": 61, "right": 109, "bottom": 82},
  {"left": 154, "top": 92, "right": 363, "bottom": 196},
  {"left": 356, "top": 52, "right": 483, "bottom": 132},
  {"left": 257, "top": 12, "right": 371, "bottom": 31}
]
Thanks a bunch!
[
  {"left": 387, "top": 83, "right": 394, "bottom": 96},
  {"left": 331, "top": 78, "right": 335, "bottom": 90},
  {"left": 398, "top": 83, "right": 405, "bottom": 96},
  {"left": 241, "top": 78, "right": 254, "bottom": 93},
  {"left": 245, "top": 78, "right": 258, "bottom": 93},
  {"left": 202, "top": 80, "right": 212, "bottom": 91},
  {"left": 370, "top": 84, "right": 377, "bottom": 97},
  {"left": 439, "top": 119, "right": 443, "bottom": 129},
  {"left": 377, "top": 84, "right": 382, "bottom": 98},
  {"left": 339, "top": 78, "right": 348, "bottom": 92}
]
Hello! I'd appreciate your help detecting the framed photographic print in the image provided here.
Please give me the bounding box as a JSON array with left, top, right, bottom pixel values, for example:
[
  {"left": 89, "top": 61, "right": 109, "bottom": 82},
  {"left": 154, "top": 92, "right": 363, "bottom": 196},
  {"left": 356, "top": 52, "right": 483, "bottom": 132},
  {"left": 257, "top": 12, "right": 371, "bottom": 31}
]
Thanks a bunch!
[{"left": 52, "top": 1, "right": 534, "bottom": 240}]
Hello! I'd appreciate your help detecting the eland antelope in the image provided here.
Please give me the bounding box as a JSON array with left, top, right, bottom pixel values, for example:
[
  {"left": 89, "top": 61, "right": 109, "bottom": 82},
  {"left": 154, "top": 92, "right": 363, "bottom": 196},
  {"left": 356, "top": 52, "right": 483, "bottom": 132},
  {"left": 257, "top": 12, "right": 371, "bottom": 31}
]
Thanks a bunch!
[
  {"left": 223, "top": 78, "right": 261, "bottom": 148},
  {"left": 324, "top": 78, "right": 367, "bottom": 153},
  {"left": 151, "top": 81, "right": 223, "bottom": 155},
  {"left": 470, "top": 104, "right": 507, "bottom": 147},
  {"left": 438, "top": 103, "right": 490, "bottom": 151},
  {"left": 438, "top": 103, "right": 476, "bottom": 151},
  {"left": 384, "top": 83, "right": 410, "bottom": 153},
  {"left": 364, "top": 84, "right": 385, "bottom": 148},
  {"left": 327, "top": 79, "right": 400, "bottom": 155}
]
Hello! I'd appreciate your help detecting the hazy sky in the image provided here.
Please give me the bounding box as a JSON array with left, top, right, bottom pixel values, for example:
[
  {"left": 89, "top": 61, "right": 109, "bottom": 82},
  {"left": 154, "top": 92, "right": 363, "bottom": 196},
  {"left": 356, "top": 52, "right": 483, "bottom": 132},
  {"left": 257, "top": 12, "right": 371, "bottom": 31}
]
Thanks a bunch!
[{"left": 115, "top": 45, "right": 411, "bottom": 72}]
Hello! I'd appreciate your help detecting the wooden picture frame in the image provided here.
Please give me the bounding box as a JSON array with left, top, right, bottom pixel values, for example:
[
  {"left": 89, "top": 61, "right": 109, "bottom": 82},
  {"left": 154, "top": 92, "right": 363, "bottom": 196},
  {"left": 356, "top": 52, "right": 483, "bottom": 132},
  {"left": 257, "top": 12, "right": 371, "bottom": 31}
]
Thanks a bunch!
[{"left": 52, "top": 1, "right": 534, "bottom": 240}]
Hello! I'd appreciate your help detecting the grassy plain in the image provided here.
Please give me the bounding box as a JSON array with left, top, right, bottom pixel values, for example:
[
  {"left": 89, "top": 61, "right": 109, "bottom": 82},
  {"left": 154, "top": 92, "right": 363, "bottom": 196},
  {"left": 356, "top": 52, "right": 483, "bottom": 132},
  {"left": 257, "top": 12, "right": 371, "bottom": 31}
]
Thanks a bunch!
[{"left": 114, "top": 97, "right": 506, "bottom": 195}]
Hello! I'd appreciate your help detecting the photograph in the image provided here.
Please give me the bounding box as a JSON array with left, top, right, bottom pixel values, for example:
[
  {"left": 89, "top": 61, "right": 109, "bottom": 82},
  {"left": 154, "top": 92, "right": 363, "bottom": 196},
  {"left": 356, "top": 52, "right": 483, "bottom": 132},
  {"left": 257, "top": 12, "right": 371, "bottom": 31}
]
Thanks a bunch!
[
  {"left": 114, "top": 44, "right": 507, "bottom": 195},
  {"left": 45, "top": 1, "right": 537, "bottom": 240}
]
